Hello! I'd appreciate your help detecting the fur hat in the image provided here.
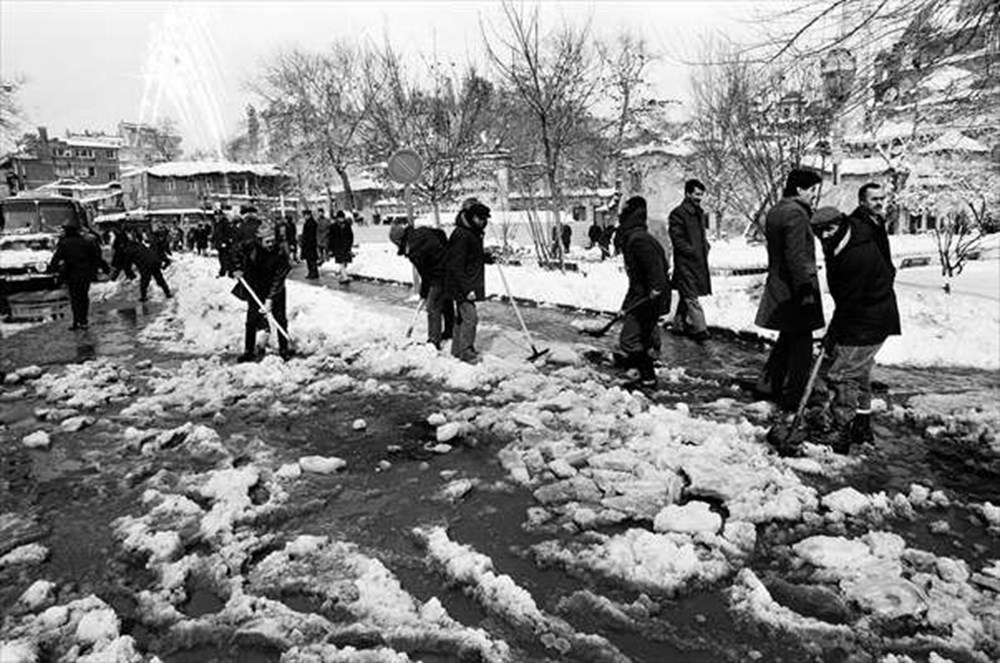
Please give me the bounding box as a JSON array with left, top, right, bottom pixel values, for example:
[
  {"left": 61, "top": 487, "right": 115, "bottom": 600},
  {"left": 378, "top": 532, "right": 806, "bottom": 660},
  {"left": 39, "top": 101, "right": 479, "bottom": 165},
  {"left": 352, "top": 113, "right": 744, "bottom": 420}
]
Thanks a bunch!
[{"left": 460, "top": 197, "right": 491, "bottom": 221}]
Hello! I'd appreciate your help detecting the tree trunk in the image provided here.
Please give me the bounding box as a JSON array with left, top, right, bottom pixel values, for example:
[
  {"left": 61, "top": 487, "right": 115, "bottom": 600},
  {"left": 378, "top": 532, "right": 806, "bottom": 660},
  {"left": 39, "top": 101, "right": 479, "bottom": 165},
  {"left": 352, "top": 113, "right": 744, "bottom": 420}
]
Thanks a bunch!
[
  {"left": 336, "top": 166, "right": 355, "bottom": 212},
  {"left": 432, "top": 200, "right": 441, "bottom": 229},
  {"left": 547, "top": 168, "right": 563, "bottom": 271}
]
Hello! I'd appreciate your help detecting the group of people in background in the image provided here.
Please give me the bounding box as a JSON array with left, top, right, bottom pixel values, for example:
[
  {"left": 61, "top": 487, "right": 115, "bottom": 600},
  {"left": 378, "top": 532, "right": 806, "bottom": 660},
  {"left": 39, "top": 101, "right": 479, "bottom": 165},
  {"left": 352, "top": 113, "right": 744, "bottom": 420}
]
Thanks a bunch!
[{"left": 42, "top": 170, "right": 899, "bottom": 456}]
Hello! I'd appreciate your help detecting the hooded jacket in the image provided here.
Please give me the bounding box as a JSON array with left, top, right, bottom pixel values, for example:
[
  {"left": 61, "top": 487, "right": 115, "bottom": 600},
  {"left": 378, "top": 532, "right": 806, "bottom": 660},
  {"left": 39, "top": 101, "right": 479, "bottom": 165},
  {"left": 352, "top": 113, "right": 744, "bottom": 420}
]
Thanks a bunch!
[
  {"left": 822, "top": 206, "right": 901, "bottom": 345},
  {"left": 755, "top": 197, "right": 825, "bottom": 332},
  {"left": 618, "top": 203, "right": 670, "bottom": 313},
  {"left": 444, "top": 213, "right": 487, "bottom": 301}
]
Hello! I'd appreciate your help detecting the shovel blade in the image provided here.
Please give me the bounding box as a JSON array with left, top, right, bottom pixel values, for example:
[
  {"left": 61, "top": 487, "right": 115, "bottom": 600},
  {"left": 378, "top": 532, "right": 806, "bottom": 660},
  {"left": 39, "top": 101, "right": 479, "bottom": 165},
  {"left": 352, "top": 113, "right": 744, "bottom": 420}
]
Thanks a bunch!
[
  {"left": 765, "top": 423, "right": 807, "bottom": 457},
  {"left": 529, "top": 347, "right": 550, "bottom": 362}
]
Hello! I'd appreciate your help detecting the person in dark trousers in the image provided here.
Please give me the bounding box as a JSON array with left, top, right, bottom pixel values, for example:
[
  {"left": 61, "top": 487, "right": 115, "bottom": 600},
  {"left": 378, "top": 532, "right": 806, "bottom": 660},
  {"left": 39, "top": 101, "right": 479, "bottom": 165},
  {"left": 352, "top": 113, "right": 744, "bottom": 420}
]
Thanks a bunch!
[
  {"left": 111, "top": 234, "right": 173, "bottom": 302},
  {"left": 316, "top": 209, "right": 331, "bottom": 264},
  {"left": 561, "top": 223, "right": 572, "bottom": 254},
  {"left": 588, "top": 220, "right": 602, "bottom": 250},
  {"left": 234, "top": 222, "right": 291, "bottom": 362},
  {"left": 390, "top": 223, "right": 455, "bottom": 348},
  {"left": 601, "top": 224, "right": 617, "bottom": 259},
  {"left": 668, "top": 179, "right": 712, "bottom": 342},
  {"left": 47, "top": 222, "right": 110, "bottom": 330},
  {"left": 300, "top": 209, "right": 319, "bottom": 279},
  {"left": 212, "top": 214, "right": 235, "bottom": 277},
  {"left": 754, "top": 168, "right": 825, "bottom": 411},
  {"left": 617, "top": 196, "right": 671, "bottom": 390},
  {"left": 445, "top": 198, "right": 492, "bottom": 363},
  {"left": 329, "top": 211, "right": 354, "bottom": 282},
  {"left": 811, "top": 184, "right": 901, "bottom": 453},
  {"left": 284, "top": 216, "right": 297, "bottom": 261}
]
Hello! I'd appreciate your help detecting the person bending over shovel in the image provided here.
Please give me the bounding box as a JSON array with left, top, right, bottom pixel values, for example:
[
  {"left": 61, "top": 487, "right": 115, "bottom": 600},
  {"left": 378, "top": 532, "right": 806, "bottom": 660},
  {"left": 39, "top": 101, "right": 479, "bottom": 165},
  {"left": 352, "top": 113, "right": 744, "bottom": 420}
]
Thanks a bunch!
[
  {"left": 617, "top": 196, "right": 671, "bottom": 391},
  {"left": 390, "top": 222, "right": 455, "bottom": 349},
  {"left": 233, "top": 222, "right": 291, "bottom": 363}
]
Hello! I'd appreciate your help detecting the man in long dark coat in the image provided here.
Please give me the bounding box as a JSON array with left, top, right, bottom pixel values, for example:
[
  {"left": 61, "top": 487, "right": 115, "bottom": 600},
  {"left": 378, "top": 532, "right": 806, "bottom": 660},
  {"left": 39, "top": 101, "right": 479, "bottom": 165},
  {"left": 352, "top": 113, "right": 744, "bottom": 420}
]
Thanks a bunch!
[
  {"left": 754, "top": 168, "right": 825, "bottom": 410},
  {"left": 444, "top": 198, "right": 491, "bottom": 363},
  {"left": 812, "top": 183, "right": 901, "bottom": 453},
  {"left": 668, "top": 178, "right": 712, "bottom": 342},
  {"left": 618, "top": 196, "right": 671, "bottom": 390},
  {"left": 211, "top": 214, "right": 234, "bottom": 277},
  {"left": 390, "top": 223, "right": 455, "bottom": 349},
  {"left": 299, "top": 210, "right": 319, "bottom": 279},
  {"left": 47, "top": 222, "right": 110, "bottom": 330}
]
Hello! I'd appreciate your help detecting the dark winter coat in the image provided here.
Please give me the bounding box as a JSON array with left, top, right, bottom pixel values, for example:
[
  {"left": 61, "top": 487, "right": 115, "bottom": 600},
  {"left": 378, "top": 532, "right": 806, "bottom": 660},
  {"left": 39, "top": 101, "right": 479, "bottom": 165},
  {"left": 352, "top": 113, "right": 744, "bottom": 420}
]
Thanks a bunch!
[
  {"left": 300, "top": 216, "right": 318, "bottom": 259},
  {"left": 407, "top": 227, "right": 449, "bottom": 298},
  {"left": 284, "top": 219, "right": 296, "bottom": 248},
  {"left": 754, "top": 197, "right": 825, "bottom": 332},
  {"left": 618, "top": 204, "right": 671, "bottom": 314},
  {"left": 241, "top": 242, "right": 291, "bottom": 302},
  {"left": 588, "top": 223, "right": 602, "bottom": 247},
  {"left": 48, "top": 230, "right": 108, "bottom": 284},
  {"left": 329, "top": 220, "right": 354, "bottom": 263},
  {"left": 444, "top": 215, "right": 487, "bottom": 301},
  {"left": 211, "top": 218, "right": 233, "bottom": 250},
  {"left": 822, "top": 206, "right": 901, "bottom": 345},
  {"left": 668, "top": 198, "right": 712, "bottom": 296},
  {"left": 113, "top": 239, "right": 162, "bottom": 276}
]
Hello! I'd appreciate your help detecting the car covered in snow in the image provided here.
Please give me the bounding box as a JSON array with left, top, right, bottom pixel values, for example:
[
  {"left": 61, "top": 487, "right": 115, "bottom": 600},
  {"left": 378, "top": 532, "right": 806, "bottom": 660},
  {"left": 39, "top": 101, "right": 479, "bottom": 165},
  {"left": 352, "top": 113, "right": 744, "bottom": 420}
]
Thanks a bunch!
[{"left": 0, "top": 194, "right": 103, "bottom": 293}]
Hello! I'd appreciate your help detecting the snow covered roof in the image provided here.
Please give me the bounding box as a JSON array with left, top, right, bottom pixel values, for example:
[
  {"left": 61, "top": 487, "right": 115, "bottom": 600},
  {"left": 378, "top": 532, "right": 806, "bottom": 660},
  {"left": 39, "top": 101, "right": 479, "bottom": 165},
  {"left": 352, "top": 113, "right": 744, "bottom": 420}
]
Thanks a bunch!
[
  {"left": 36, "top": 179, "right": 120, "bottom": 192},
  {"left": 918, "top": 129, "right": 989, "bottom": 154},
  {"left": 63, "top": 137, "right": 124, "bottom": 149},
  {"left": 803, "top": 155, "right": 897, "bottom": 176},
  {"left": 621, "top": 141, "right": 693, "bottom": 159},
  {"left": 129, "top": 161, "right": 288, "bottom": 179}
]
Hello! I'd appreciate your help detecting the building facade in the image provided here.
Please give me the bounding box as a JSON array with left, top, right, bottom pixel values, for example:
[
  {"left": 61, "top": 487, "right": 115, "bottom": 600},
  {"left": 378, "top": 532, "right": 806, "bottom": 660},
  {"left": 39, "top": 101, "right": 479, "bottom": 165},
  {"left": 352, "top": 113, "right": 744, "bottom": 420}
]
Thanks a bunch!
[
  {"left": 120, "top": 161, "right": 291, "bottom": 211},
  {"left": 1, "top": 127, "right": 121, "bottom": 193}
]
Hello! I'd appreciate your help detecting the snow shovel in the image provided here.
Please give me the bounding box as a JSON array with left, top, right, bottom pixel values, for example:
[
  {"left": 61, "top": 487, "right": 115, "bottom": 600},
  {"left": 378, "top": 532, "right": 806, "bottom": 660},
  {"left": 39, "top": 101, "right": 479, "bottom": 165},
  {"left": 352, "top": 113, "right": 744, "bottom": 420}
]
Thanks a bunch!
[
  {"left": 578, "top": 296, "right": 651, "bottom": 338},
  {"left": 765, "top": 337, "right": 828, "bottom": 456},
  {"left": 493, "top": 261, "right": 549, "bottom": 362},
  {"left": 404, "top": 299, "right": 425, "bottom": 339},
  {"left": 238, "top": 276, "right": 292, "bottom": 344}
]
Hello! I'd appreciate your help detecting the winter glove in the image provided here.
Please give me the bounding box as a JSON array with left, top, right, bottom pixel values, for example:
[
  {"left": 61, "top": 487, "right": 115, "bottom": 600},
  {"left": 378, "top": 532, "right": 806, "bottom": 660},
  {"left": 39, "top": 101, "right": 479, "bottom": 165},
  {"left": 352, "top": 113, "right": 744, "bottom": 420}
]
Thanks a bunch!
[
  {"left": 466, "top": 291, "right": 477, "bottom": 301},
  {"left": 649, "top": 289, "right": 662, "bottom": 300},
  {"left": 233, "top": 270, "right": 244, "bottom": 282},
  {"left": 262, "top": 298, "right": 273, "bottom": 315}
]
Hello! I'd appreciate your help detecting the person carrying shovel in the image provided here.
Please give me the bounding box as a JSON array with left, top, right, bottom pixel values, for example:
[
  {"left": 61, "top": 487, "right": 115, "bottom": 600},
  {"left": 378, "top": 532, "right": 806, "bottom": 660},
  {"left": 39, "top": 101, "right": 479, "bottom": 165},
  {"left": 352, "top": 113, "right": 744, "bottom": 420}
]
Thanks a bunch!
[
  {"left": 233, "top": 221, "right": 292, "bottom": 363},
  {"left": 617, "top": 196, "right": 671, "bottom": 391}
]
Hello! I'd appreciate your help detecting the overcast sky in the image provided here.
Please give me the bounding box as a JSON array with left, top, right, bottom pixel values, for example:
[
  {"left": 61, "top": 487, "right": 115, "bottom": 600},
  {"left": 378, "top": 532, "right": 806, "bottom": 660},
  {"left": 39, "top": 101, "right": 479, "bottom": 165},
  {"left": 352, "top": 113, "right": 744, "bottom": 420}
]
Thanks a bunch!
[{"left": 1, "top": 1, "right": 794, "bottom": 155}]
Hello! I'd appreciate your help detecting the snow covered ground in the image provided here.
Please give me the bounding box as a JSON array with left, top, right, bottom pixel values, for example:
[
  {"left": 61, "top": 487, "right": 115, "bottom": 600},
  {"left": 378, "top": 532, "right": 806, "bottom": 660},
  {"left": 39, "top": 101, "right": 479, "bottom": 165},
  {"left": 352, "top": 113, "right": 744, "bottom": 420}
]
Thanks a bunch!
[{"left": 345, "top": 233, "right": 1000, "bottom": 370}]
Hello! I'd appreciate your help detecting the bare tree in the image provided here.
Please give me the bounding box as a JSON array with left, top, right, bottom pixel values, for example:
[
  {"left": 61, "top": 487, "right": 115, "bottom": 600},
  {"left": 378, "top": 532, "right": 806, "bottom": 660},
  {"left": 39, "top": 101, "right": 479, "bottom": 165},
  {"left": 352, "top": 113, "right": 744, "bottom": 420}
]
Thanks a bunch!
[
  {"left": 364, "top": 44, "right": 492, "bottom": 226},
  {"left": 690, "top": 42, "right": 823, "bottom": 235},
  {"left": 483, "top": 1, "right": 603, "bottom": 266},
  {"left": 597, "top": 32, "right": 655, "bottom": 188},
  {"left": 252, "top": 43, "right": 378, "bottom": 210}
]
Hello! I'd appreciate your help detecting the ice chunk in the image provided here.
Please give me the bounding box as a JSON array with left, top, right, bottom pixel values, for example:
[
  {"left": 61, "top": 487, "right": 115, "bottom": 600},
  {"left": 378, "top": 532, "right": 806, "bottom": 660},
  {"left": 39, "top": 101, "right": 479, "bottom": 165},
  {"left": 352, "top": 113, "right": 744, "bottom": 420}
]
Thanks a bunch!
[
  {"left": 436, "top": 422, "right": 462, "bottom": 443},
  {"left": 75, "top": 607, "right": 120, "bottom": 645},
  {"left": 18, "top": 580, "right": 56, "bottom": 612},
  {"left": 299, "top": 456, "right": 347, "bottom": 474},
  {"left": 821, "top": 487, "right": 870, "bottom": 517},
  {"left": 0, "top": 543, "right": 49, "bottom": 568},
  {"left": 793, "top": 536, "right": 872, "bottom": 569},
  {"left": 21, "top": 431, "right": 51, "bottom": 449},
  {"left": 352, "top": 419, "right": 368, "bottom": 431},
  {"left": 427, "top": 413, "right": 447, "bottom": 426},
  {"left": 653, "top": 502, "right": 722, "bottom": 534}
]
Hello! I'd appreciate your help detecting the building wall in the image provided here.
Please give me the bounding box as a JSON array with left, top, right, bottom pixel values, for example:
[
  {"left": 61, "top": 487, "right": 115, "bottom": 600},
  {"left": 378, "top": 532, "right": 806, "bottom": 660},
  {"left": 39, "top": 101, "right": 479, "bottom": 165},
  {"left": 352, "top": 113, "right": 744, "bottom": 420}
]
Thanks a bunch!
[{"left": 121, "top": 171, "right": 290, "bottom": 211}]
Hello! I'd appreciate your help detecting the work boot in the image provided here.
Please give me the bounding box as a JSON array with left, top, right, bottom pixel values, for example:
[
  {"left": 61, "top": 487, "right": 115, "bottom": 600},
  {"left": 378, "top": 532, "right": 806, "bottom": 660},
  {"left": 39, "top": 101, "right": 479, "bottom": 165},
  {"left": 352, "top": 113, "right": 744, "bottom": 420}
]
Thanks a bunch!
[
  {"left": 237, "top": 352, "right": 257, "bottom": 364},
  {"left": 690, "top": 331, "right": 709, "bottom": 345},
  {"left": 830, "top": 425, "right": 853, "bottom": 455}
]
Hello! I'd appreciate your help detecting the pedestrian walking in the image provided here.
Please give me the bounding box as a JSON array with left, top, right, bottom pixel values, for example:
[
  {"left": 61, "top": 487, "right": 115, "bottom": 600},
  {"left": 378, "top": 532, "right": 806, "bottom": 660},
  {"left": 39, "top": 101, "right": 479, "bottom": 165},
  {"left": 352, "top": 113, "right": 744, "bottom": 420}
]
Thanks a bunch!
[
  {"left": 811, "top": 183, "right": 901, "bottom": 453},
  {"left": 668, "top": 179, "right": 712, "bottom": 343},
  {"left": 600, "top": 224, "right": 616, "bottom": 259},
  {"left": 588, "top": 220, "right": 602, "bottom": 250},
  {"left": 316, "top": 209, "right": 331, "bottom": 264},
  {"left": 754, "top": 168, "right": 825, "bottom": 411},
  {"left": 284, "top": 216, "right": 297, "bottom": 261},
  {"left": 329, "top": 211, "right": 354, "bottom": 283},
  {"left": 212, "top": 213, "right": 235, "bottom": 277},
  {"left": 47, "top": 221, "right": 110, "bottom": 330},
  {"left": 617, "top": 196, "right": 671, "bottom": 390},
  {"left": 233, "top": 222, "right": 291, "bottom": 362},
  {"left": 444, "top": 198, "right": 492, "bottom": 363},
  {"left": 111, "top": 234, "right": 173, "bottom": 302},
  {"left": 561, "top": 223, "right": 572, "bottom": 254},
  {"left": 300, "top": 209, "right": 319, "bottom": 279},
  {"left": 390, "top": 223, "right": 455, "bottom": 349}
]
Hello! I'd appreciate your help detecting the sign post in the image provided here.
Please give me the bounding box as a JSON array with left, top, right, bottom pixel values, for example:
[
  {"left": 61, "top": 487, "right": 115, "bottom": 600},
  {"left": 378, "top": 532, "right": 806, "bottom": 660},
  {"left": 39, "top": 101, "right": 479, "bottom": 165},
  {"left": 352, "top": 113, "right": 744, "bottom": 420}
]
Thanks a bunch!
[{"left": 387, "top": 148, "right": 424, "bottom": 295}]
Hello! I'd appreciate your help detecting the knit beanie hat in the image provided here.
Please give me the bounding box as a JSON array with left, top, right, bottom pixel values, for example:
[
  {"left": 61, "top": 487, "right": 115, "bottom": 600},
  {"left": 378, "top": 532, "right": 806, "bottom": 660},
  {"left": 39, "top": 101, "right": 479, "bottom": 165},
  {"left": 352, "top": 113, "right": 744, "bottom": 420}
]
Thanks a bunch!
[{"left": 811, "top": 206, "right": 845, "bottom": 228}]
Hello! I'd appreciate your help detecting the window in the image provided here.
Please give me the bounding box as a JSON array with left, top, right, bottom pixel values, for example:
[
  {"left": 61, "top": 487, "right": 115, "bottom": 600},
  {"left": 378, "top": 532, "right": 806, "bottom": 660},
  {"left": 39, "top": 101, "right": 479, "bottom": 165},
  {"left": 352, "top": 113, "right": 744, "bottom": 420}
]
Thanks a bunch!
[
  {"left": 56, "top": 165, "right": 74, "bottom": 177},
  {"left": 187, "top": 180, "right": 197, "bottom": 191},
  {"left": 108, "top": 172, "right": 116, "bottom": 182},
  {"left": 106, "top": 150, "right": 116, "bottom": 159},
  {"left": 165, "top": 180, "right": 176, "bottom": 191},
  {"left": 88, "top": 167, "right": 96, "bottom": 177},
  {"left": 75, "top": 148, "right": 95, "bottom": 159}
]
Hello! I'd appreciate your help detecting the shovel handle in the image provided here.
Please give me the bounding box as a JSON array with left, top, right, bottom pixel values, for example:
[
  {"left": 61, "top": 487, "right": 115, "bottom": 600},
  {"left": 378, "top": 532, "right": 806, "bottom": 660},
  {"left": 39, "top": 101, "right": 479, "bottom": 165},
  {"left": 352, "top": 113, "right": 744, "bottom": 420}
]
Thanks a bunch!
[{"left": 238, "top": 276, "right": 291, "bottom": 343}]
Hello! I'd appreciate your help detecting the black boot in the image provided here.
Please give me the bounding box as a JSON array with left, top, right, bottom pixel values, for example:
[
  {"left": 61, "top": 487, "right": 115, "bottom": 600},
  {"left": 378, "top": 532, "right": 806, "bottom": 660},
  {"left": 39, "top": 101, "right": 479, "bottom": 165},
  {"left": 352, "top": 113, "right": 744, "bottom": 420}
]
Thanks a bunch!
[{"left": 850, "top": 412, "right": 874, "bottom": 446}]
